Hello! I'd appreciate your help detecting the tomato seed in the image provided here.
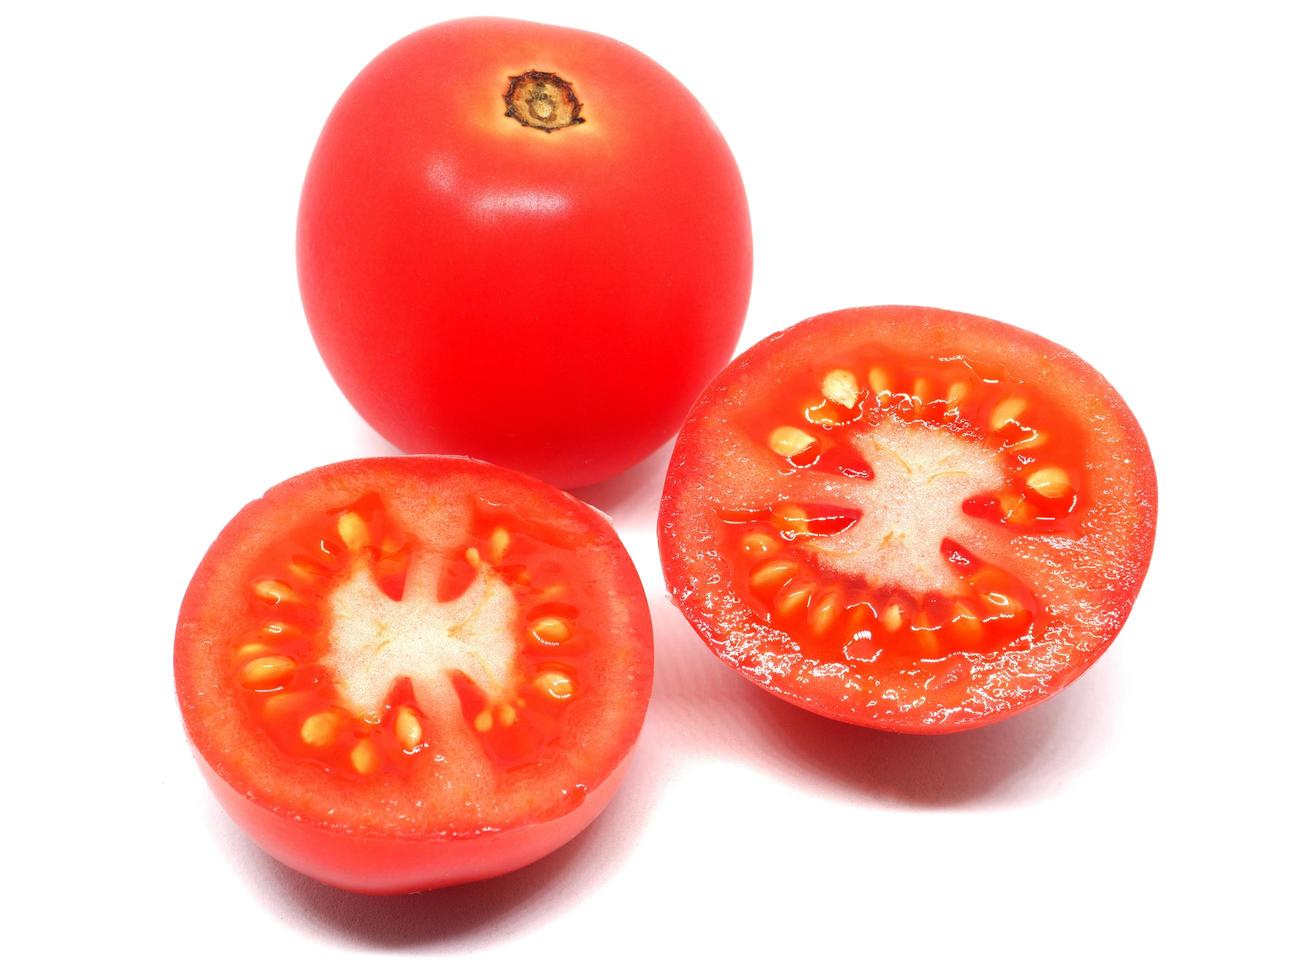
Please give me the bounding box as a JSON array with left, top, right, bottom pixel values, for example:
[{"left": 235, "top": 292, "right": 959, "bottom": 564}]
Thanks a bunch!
[
  {"left": 300, "top": 712, "right": 339, "bottom": 747},
  {"left": 536, "top": 670, "right": 576, "bottom": 701},
  {"left": 239, "top": 655, "right": 296, "bottom": 690},
  {"left": 336, "top": 511, "right": 369, "bottom": 551},
  {"left": 868, "top": 366, "right": 891, "bottom": 402},
  {"left": 741, "top": 531, "right": 779, "bottom": 557},
  {"left": 1025, "top": 466, "right": 1072, "bottom": 498},
  {"left": 350, "top": 739, "right": 379, "bottom": 775},
  {"left": 821, "top": 369, "right": 861, "bottom": 409},
  {"left": 772, "top": 503, "right": 809, "bottom": 537},
  {"left": 808, "top": 591, "right": 843, "bottom": 636},
  {"left": 529, "top": 616, "right": 572, "bottom": 645},
  {"left": 394, "top": 707, "right": 423, "bottom": 750},
  {"left": 768, "top": 426, "right": 816, "bottom": 459},
  {"left": 253, "top": 579, "right": 295, "bottom": 604},
  {"left": 911, "top": 377, "right": 930, "bottom": 408},
  {"left": 488, "top": 527, "right": 510, "bottom": 561},
  {"left": 749, "top": 558, "right": 800, "bottom": 594},
  {"left": 774, "top": 580, "right": 816, "bottom": 617},
  {"left": 990, "top": 396, "right": 1028, "bottom": 430}
]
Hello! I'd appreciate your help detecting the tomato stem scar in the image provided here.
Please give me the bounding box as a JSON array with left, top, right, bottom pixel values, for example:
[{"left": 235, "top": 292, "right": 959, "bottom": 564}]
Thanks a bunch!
[{"left": 504, "top": 71, "right": 585, "bottom": 131}]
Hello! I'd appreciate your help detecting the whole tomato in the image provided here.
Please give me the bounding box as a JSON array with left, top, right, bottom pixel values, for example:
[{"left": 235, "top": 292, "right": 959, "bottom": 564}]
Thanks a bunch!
[{"left": 298, "top": 18, "right": 752, "bottom": 487}]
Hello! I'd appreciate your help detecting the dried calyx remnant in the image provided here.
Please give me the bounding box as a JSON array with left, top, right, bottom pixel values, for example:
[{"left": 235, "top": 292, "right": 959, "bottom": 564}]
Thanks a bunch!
[{"left": 504, "top": 71, "right": 585, "bottom": 132}]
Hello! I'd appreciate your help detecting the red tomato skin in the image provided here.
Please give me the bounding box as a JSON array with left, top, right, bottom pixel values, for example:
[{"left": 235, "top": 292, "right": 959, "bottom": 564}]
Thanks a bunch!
[
  {"left": 297, "top": 18, "right": 752, "bottom": 488},
  {"left": 194, "top": 751, "right": 628, "bottom": 895},
  {"left": 659, "top": 307, "right": 1158, "bottom": 733},
  {"left": 175, "top": 455, "right": 653, "bottom": 894}
]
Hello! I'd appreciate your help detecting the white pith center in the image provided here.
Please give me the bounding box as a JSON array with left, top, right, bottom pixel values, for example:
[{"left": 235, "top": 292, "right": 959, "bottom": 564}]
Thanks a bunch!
[
  {"left": 806, "top": 419, "right": 1005, "bottom": 594},
  {"left": 321, "top": 549, "right": 518, "bottom": 719}
]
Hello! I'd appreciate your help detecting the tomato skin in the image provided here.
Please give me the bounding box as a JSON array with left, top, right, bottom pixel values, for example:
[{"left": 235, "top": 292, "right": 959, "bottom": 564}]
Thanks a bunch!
[
  {"left": 193, "top": 751, "right": 629, "bottom": 894},
  {"left": 297, "top": 18, "right": 752, "bottom": 488},
  {"left": 659, "top": 307, "right": 1157, "bottom": 733},
  {"left": 175, "top": 456, "right": 652, "bottom": 894}
]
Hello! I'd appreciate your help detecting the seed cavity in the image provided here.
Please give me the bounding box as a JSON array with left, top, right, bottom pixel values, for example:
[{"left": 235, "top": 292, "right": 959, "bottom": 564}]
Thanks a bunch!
[
  {"left": 1025, "top": 466, "right": 1072, "bottom": 498},
  {"left": 530, "top": 616, "right": 572, "bottom": 645},
  {"left": 300, "top": 711, "right": 339, "bottom": 747},
  {"left": 239, "top": 655, "right": 296, "bottom": 689},
  {"left": 769, "top": 426, "right": 816, "bottom": 459},
  {"left": 394, "top": 707, "right": 423, "bottom": 750},
  {"left": 821, "top": 369, "right": 861, "bottom": 409}
]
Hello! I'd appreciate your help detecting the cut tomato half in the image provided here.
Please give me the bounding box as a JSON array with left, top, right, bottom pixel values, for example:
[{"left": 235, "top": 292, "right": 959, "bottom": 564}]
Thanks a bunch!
[
  {"left": 659, "top": 307, "right": 1156, "bottom": 732},
  {"left": 175, "top": 456, "right": 652, "bottom": 893}
]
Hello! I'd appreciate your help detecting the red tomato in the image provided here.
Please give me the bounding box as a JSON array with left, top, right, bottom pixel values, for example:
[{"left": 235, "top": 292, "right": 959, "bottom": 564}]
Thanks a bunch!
[
  {"left": 175, "top": 456, "right": 653, "bottom": 893},
  {"left": 659, "top": 307, "right": 1156, "bottom": 732},
  {"left": 297, "top": 18, "right": 752, "bottom": 488}
]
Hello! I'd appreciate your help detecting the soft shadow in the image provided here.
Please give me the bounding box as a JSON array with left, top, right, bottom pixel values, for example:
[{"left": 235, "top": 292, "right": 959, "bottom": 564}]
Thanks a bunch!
[
  {"left": 347, "top": 418, "right": 402, "bottom": 458},
  {"left": 648, "top": 598, "right": 1113, "bottom": 809},
  {"left": 572, "top": 442, "right": 673, "bottom": 519},
  {"left": 736, "top": 674, "right": 1106, "bottom": 808},
  {"left": 223, "top": 743, "right": 662, "bottom": 949},
  {"left": 238, "top": 828, "right": 584, "bottom": 949}
]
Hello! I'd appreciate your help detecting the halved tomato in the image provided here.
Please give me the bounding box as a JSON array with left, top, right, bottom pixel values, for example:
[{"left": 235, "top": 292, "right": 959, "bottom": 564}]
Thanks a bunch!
[
  {"left": 659, "top": 307, "right": 1156, "bottom": 732},
  {"left": 175, "top": 456, "right": 652, "bottom": 893}
]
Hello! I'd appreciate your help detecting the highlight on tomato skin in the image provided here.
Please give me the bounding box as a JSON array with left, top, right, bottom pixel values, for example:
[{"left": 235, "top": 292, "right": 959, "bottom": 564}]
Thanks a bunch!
[
  {"left": 297, "top": 17, "right": 752, "bottom": 489},
  {"left": 174, "top": 456, "right": 653, "bottom": 894},
  {"left": 659, "top": 306, "right": 1157, "bottom": 733}
]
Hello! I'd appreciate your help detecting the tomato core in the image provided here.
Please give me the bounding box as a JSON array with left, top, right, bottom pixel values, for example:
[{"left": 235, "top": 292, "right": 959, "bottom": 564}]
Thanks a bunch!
[
  {"left": 227, "top": 490, "right": 609, "bottom": 777},
  {"left": 505, "top": 71, "right": 585, "bottom": 131}
]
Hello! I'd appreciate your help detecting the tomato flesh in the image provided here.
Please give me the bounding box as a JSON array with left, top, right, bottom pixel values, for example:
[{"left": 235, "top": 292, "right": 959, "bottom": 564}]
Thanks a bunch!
[
  {"left": 659, "top": 307, "right": 1156, "bottom": 732},
  {"left": 176, "top": 457, "right": 652, "bottom": 892}
]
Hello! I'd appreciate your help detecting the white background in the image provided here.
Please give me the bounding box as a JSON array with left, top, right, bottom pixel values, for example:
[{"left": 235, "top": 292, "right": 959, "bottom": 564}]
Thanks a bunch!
[{"left": 4, "top": 1, "right": 1302, "bottom": 975}]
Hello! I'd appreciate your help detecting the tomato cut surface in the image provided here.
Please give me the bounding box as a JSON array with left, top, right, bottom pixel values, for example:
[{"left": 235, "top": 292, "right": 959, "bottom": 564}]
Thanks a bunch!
[
  {"left": 175, "top": 457, "right": 652, "bottom": 893},
  {"left": 659, "top": 307, "right": 1156, "bottom": 732}
]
